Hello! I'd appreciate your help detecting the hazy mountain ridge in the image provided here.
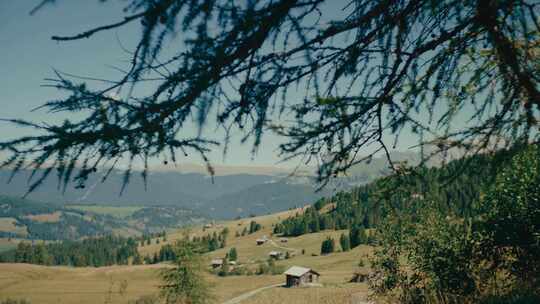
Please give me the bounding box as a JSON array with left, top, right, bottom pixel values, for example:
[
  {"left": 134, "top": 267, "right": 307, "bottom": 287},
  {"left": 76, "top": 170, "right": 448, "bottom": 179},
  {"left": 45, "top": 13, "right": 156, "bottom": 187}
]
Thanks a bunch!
[
  {"left": 202, "top": 180, "right": 332, "bottom": 219},
  {"left": 0, "top": 151, "right": 422, "bottom": 220}
]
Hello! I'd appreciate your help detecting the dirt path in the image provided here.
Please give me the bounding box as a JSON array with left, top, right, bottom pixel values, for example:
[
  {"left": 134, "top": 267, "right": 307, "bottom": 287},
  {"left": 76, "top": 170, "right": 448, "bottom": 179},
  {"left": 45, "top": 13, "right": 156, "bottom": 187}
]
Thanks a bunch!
[
  {"left": 221, "top": 284, "right": 282, "bottom": 304},
  {"left": 350, "top": 292, "right": 375, "bottom": 304}
]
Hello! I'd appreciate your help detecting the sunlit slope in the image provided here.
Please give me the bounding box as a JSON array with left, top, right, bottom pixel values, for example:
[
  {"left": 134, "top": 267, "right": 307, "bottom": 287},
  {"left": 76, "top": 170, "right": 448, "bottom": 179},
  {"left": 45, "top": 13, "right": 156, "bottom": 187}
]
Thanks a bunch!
[{"left": 0, "top": 207, "right": 371, "bottom": 304}]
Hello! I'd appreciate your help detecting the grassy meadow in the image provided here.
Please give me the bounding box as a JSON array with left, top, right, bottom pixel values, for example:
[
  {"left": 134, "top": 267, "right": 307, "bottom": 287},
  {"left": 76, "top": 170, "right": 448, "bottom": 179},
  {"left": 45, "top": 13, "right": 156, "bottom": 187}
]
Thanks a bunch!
[
  {"left": 243, "top": 284, "right": 369, "bottom": 304},
  {"left": 65, "top": 205, "right": 144, "bottom": 218}
]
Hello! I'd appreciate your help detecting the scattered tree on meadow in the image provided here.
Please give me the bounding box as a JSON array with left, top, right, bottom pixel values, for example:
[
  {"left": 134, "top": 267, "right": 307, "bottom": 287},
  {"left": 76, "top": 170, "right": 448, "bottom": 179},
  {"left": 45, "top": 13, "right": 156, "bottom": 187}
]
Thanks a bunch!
[
  {"left": 248, "top": 221, "right": 262, "bottom": 234},
  {"left": 160, "top": 241, "right": 213, "bottom": 304},
  {"left": 227, "top": 247, "right": 238, "bottom": 262},
  {"left": 320, "top": 237, "right": 335, "bottom": 255},
  {"left": 218, "top": 257, "right": 230, "bottom": 277},
  {"left": 340, "top": 233, "right": 351, "bottom": 252}
]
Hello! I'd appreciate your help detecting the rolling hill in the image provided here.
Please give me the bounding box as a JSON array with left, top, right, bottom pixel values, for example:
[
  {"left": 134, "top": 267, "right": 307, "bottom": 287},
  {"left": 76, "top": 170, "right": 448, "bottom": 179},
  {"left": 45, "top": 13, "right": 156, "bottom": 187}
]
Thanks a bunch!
[
  {"left": 0, "top": 195, "right": 207, "bottom": 240},
  {"left": 0, "top": 208, "right": 372, "bottom": 304},
  {"left": 0, "top": 152, "right": 420, "bottom": 220}
]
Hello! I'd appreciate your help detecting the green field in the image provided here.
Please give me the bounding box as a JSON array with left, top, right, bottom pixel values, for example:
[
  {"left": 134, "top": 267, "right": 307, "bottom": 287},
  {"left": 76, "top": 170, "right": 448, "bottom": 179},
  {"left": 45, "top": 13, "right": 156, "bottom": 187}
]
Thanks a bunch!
[{"left": 65, "top": 205, "right": 143, "bottom": 218}]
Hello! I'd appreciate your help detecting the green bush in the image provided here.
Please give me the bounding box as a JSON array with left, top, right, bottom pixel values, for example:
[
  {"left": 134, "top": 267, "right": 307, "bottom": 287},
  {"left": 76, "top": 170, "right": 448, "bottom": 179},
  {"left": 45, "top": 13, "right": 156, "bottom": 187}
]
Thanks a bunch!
[
  {"left": 320, "top": 237, "right": 335, "bottom": 255},
  {"left": 369, "top": 145, "right": 540, "bottom": 304}
]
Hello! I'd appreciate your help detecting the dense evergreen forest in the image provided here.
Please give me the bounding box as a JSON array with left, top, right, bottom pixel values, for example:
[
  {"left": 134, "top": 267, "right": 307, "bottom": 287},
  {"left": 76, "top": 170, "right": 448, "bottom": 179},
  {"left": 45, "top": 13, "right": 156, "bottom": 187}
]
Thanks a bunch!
[
  {"left": 0, "top": 235, "right": 139, "bottom": 267},
  {"left": 147, "top": 228, "right": 229, "bottom": 264},
  {"left": 274, "top": 149, "right": 514, "bottom": 239}
]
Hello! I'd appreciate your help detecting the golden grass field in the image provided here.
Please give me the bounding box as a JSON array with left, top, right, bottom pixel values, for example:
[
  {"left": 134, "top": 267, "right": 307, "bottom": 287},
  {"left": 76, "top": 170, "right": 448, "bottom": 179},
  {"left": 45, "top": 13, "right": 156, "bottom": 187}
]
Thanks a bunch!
[
  {"left": 242, "top": 284, "right": 370, "bottom": 304},
  {"left": 0, "top": 218, "right": 27, "bottom": 236},
  {"left": 0, "top": 208, "right": 372, "bottom": 304},
  {"left": 65, "top": 205, "right": 143, "bottom": 218},
  {"left": 23, "top": 211, "right": 62, "bottom": 222}
]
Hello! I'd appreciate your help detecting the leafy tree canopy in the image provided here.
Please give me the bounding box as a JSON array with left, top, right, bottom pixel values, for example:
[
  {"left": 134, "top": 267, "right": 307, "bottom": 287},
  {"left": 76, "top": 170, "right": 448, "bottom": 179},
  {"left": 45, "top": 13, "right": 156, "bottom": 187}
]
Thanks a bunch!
[{"left": 2, "top": 0, "right": 539, "bottom": 191}]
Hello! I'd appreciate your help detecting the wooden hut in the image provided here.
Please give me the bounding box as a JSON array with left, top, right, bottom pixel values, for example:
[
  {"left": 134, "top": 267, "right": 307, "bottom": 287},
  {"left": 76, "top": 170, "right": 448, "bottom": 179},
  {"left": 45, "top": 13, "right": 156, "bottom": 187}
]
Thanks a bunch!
[
  {"left": 210, "top": 258, "right": 223, "bottom": 268},
  {"left": 268, "top": 251, "right": 284, "bottom": 260},
  {"left": 284, "top": 266, "right": 320, "bottom": 287}
]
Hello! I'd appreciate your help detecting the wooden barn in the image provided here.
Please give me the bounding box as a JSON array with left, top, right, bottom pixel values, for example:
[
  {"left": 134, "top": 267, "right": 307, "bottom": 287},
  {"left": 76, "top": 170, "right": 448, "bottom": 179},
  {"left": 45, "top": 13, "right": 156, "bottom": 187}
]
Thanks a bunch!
[
  {"left": 284, "top": 266, "right": 320, "bottom": 287},
  {"left": 268, "top": 251, "right": 284, "bottom": 260}
]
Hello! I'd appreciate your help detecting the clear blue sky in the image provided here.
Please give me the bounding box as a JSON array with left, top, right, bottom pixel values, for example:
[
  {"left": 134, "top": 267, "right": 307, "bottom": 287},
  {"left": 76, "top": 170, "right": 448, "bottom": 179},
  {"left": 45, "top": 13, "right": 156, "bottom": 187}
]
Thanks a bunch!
[
  {"left": 0, "top": 1, "right": 297, "bottom": 167},
  {"left": 0, "top": 1, "right": 441, "bottom": 169}
]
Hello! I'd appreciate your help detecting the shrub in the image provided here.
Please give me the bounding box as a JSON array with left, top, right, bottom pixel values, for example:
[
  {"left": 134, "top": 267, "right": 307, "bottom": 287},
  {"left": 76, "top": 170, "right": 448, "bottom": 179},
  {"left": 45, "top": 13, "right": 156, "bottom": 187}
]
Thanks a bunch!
[
  {"left": 227, "top": 248, "right": 238, "bottom": 261},
  {"left": 320, "top": 237, "right": 335, "bottom": 255}
]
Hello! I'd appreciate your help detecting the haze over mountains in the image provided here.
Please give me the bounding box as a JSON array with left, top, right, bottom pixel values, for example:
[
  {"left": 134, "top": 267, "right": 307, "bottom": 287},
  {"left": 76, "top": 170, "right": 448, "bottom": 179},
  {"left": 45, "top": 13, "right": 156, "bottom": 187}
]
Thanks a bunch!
[{"left": 0, "top": 151, "right": 421, "bottom": 219}]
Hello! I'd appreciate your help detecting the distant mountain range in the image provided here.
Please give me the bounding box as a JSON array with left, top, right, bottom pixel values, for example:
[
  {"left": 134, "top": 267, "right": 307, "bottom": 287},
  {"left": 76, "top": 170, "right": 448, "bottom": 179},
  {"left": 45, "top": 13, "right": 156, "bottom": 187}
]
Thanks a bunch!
[{"left": 0, "top": 151, "right": 422, "bottom": 219}]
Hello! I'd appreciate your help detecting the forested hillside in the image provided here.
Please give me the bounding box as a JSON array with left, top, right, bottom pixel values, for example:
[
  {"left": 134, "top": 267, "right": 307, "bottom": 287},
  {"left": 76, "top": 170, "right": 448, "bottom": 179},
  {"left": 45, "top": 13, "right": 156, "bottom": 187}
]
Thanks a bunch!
[
  {"left": 0, "top": 195, "right": 207, "bottom": 240},
  {"left": 274, "top": 149, "right": 514, "bottom": 238},
  {"left": 0, "top": 235, "right": 139, "bottom": 267}
]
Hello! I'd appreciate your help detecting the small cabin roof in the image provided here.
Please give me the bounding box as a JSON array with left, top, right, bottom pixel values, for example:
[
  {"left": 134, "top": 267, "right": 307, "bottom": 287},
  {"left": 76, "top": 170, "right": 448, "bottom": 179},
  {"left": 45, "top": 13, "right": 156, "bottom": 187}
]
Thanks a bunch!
[
  {"left": 211, "top": 258, "right": 223, "bottom": 264},
  {"left": 284, "top": 266, "right": 320, "bottom": 277}
]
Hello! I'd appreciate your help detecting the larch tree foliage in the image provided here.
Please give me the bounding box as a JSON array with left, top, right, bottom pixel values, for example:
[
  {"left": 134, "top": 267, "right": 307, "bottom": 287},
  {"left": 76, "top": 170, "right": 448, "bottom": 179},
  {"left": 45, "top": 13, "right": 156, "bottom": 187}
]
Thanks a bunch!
[
  {"left": 2, "top": 0, "right": 540, "bottom": 192},
  {"left": 160, "top": 240, "right": 214, "bottom": 304}
]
